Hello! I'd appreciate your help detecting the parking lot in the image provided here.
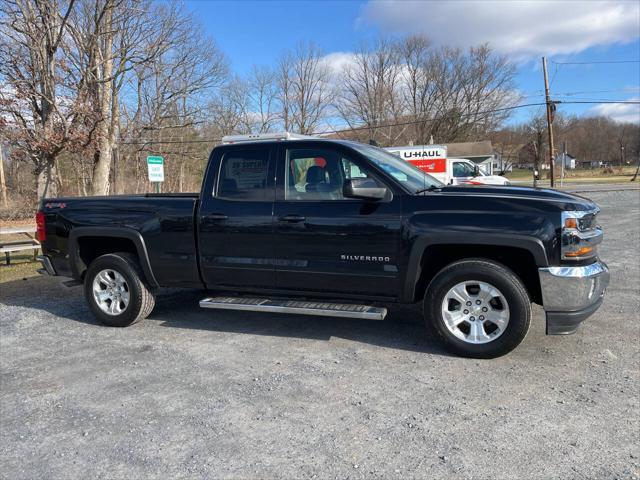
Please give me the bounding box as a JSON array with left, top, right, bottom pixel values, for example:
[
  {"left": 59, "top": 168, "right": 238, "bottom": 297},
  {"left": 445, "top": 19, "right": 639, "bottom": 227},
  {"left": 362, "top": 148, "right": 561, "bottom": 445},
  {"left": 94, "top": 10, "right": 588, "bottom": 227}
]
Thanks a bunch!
[{"left": 1, "top": 189, "right": 639, "bottom": 479}]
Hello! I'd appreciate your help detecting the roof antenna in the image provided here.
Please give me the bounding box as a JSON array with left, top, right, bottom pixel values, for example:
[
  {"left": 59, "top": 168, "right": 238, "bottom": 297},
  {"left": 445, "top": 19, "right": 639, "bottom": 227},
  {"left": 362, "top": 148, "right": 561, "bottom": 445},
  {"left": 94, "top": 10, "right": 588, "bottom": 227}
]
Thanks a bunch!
[{"left": 369, "top": 139, "right": 379, "bottom": 147}]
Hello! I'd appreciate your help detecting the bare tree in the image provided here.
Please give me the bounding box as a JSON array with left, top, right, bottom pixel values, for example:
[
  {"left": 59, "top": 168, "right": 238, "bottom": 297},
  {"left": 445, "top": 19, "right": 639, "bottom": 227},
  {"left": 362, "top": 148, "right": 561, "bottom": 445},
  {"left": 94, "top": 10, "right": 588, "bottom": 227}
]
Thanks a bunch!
[
  {"left": 65, "top": 0, "right": 209, "bottom": 195},
  {"left": 277, "top": 42, "right": 333, "bottom": 134},
  {"left": 529, "top": 114, "right": 547, "bottom": 183},
  {"left": 207, "top": 77, "right": 251, "bottom": 137},
  {"left": 426, "top": 45, "right": 518, "bottom": 142},
  {"left": 336, "top": 37, "right": 404, "bottom": 145},
  {"left": 0, "top": 0, "right": 80, "bottom": 199},
  {"left": 118, "top": 8, "right": 227, "bottom": 192},
  {"left": 399, "top": 35, "right": 436, "bottom": 145},
  {"left": 247, "top": 65, "right": 278, "bottom": 133}
]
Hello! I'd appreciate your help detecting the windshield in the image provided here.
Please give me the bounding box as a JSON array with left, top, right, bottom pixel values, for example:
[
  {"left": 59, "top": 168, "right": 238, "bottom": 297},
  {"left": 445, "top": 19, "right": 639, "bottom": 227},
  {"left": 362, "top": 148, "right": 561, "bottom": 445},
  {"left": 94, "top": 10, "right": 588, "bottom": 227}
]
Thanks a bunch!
[{"left": 350, "top": 143, "right": 444, "bottom": 193}]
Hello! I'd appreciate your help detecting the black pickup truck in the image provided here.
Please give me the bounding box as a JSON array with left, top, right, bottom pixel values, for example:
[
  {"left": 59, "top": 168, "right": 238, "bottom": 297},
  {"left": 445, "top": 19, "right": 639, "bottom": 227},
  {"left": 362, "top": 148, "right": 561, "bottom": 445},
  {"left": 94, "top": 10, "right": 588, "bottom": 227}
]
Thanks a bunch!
[{"left": 36, "top": 133, "right": 609, "bottom": 358}]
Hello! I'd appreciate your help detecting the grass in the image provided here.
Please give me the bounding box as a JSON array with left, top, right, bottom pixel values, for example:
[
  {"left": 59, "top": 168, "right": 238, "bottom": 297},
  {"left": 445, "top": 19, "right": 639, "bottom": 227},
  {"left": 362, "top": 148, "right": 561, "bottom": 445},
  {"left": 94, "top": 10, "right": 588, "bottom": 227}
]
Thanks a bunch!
[
  {"left": 506, "top": 166, "right": 639, "bottom": 185},
  {"left": 0, "top": 252, "right": 41, "bottom": 283}
]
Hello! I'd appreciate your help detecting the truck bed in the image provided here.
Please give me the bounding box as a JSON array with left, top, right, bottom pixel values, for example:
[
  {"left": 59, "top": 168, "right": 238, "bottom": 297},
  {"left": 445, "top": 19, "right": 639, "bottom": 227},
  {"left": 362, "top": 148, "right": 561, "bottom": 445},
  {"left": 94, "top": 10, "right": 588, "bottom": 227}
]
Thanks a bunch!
[{"left": 40, "top": 194, "right": 202, "bottom": 287}]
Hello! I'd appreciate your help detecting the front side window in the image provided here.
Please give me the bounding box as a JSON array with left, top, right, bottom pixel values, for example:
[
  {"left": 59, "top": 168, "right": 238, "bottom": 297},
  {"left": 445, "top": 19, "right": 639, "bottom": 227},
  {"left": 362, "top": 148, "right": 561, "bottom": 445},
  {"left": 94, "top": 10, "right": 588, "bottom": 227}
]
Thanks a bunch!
[
  {"left": 349, "top": 143, "right": 443, "bottom": 193},
  {"left": 285, "top": 148, "right": 381, "bottom": 201},
  {"left": 453, "top": 162, "right": 475, "bottom": 178},
  {"left": 217, "top": 149, "right": 270, "bottom": 200}
]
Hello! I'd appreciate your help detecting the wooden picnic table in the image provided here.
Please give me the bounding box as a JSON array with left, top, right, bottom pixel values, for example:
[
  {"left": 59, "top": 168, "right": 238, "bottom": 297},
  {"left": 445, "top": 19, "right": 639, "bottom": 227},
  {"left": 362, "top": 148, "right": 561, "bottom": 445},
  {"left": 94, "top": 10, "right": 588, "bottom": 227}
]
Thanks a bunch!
[{"left": 0, "top": 225, "right": 40, "bottom": 264}]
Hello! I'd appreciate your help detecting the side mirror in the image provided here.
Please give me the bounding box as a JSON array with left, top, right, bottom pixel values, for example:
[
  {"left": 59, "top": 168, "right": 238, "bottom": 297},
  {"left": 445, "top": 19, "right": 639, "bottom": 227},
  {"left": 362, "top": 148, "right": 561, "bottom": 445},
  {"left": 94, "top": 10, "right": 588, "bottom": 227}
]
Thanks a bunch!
[
  {"left": 343, "top": 178, "right": 387, "bottom": 201},
  {"left": 474, "top": 165, "right": 480, "bottom": 176}
]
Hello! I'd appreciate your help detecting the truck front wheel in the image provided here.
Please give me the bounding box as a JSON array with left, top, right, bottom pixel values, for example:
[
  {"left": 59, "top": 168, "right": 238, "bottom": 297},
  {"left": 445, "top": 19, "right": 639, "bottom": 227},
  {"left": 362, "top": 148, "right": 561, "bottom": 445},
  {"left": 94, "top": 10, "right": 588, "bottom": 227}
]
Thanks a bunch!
[
  {"left": 84, "top": 252, "right": 156, "bottom": 327},
  {"left": 424, "top": 258, "right": 531, "bottom": 358}
]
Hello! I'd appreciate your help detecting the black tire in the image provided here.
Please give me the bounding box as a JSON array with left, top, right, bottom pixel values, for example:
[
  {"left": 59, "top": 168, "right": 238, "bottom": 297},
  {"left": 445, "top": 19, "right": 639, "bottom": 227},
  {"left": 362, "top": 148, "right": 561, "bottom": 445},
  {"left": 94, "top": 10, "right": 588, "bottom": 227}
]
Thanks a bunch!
[
  {"left": 84, "top": 252, "right": 155, "bottom": 327},
  {"left": 424, "top": 258, "right": 531, "bottom": 358}
]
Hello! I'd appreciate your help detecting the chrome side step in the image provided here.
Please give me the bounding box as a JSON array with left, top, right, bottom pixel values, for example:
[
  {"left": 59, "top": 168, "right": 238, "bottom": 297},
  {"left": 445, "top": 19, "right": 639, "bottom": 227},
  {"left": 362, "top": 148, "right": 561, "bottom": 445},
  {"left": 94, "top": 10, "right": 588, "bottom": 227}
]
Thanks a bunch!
[{"left": 199, "top": 296, "right": 387, "bottom": 320}]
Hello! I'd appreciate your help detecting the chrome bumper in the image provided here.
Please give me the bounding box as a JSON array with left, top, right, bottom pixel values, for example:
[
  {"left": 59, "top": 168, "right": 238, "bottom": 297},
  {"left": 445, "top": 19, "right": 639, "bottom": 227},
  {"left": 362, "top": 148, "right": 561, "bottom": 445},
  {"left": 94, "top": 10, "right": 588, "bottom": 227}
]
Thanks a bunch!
[
  {"left": 36, "top": 255, "right": 57, "bottom": 276},
  {"left": 538, "top": 261, "right": 609, "bottom": 334}
]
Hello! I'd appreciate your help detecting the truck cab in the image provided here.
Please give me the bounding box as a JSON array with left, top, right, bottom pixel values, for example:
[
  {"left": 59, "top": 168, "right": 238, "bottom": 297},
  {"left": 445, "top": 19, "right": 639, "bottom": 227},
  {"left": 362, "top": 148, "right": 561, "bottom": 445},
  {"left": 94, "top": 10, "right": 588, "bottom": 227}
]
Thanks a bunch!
[{"left": 450, "top": 158, "right": 511, "bottom": 186}]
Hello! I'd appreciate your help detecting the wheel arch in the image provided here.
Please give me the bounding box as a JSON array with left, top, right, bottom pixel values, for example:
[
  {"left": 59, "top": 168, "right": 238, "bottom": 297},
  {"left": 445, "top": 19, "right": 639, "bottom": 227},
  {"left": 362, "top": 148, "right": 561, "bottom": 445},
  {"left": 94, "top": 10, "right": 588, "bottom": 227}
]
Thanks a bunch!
[
  {"left": 404, "top": 234, "right": 547, "bottom": 305},
  {"left": 69, "top": 227, "right": 159, "bottom": 288}
]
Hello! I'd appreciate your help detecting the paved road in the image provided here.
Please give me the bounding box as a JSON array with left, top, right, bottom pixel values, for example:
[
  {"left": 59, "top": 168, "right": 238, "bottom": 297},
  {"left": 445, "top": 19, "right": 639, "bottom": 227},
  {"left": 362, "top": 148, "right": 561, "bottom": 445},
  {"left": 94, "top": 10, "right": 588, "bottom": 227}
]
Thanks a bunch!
[{"left": 1, "top": 190, "right": 639, "bottom": 479}]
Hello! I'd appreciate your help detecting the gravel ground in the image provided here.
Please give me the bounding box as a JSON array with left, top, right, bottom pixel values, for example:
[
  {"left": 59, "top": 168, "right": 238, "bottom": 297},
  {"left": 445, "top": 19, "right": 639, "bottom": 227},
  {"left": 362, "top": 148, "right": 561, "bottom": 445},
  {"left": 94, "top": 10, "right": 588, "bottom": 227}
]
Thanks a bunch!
[{"left": 1, "top": 190, "right": 639, "bottom": 480}]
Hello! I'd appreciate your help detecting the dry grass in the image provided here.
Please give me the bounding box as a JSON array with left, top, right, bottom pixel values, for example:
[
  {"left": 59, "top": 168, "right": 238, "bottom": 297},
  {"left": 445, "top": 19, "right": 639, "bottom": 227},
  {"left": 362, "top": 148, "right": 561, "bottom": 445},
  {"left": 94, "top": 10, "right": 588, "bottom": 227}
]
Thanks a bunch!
[
  {"left": 0, "top": 252, "right": 40, "bottom": 283},
  {"left": 507, "top": 166, "right": 639, "bottom": 184}
]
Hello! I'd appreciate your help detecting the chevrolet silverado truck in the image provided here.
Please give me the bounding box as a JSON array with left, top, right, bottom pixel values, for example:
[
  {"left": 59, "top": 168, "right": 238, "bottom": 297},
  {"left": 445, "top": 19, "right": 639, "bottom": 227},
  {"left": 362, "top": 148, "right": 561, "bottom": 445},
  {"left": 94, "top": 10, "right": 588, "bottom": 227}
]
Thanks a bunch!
[{"left": 36, "top": 133, "right": 609, "bottom": 358}]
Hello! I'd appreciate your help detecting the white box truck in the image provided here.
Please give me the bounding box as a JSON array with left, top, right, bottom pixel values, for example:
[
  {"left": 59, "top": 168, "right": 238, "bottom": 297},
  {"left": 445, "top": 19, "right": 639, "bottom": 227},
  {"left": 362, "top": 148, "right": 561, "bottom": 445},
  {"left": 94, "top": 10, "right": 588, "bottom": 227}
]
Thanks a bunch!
[{"left": 385, "top": 145, "right": 510, "bottom": 186}]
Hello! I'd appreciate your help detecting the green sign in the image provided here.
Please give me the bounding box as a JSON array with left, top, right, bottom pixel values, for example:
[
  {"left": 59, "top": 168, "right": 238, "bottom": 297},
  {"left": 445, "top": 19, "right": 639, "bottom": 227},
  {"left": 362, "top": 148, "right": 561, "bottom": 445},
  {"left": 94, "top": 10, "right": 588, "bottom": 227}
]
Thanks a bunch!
[{"left": 147, "top": 155, "right": 165, "bottom": 182}]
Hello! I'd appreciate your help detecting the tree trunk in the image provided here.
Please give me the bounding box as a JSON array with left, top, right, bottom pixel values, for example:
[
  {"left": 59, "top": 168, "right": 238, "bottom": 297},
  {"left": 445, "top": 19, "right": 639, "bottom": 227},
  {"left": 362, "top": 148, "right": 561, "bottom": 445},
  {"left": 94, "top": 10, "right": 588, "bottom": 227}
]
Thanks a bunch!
[
  {"left": 91, "top": 3, "right": 114, "bottom": 196},
  {"left": 632, "top": 157, "right": 640, "bottom": 182},
  {"left": 0, "top": 146, "right": 8, "bottom": 208},
  {"left": 36, "top": 158, "right": 58, "bottom": 200}
]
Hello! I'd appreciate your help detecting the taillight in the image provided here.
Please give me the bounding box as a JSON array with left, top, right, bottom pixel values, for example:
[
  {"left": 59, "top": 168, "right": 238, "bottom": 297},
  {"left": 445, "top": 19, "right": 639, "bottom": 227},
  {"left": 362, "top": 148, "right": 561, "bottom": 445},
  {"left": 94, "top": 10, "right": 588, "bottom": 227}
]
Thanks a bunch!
[{"left": 36, "top": 211, "right": 46, "bottom": 242}]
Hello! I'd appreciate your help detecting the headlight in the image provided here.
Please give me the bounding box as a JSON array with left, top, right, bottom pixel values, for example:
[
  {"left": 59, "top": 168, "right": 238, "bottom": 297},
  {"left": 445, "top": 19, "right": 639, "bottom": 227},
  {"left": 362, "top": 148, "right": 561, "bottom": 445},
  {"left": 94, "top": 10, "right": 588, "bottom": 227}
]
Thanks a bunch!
[{"left": 561, "top": 210, "right": 602, "bottom": 261}]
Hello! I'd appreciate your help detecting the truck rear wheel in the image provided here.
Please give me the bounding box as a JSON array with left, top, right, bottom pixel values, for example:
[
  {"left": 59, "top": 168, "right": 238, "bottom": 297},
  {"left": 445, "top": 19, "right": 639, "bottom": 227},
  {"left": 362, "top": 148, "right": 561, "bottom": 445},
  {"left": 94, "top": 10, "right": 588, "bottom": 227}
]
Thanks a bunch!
[
  {"left": 424, "top": 258, "right": 531, "bottom": 358},
  {"left": 84, "top": 252, "right": 156, "bottom": 327}
]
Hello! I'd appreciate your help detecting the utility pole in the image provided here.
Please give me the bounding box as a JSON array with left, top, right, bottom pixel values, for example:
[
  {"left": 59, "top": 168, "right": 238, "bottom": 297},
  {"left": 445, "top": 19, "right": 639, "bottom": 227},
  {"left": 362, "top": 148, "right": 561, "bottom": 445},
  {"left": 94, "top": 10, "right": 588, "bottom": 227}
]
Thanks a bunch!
[
  {"left": 560, "top": 141, "right": 566, "bottom": 187},
  {"left": 542, "top": 57, "right": 556, "bottom": 187}
]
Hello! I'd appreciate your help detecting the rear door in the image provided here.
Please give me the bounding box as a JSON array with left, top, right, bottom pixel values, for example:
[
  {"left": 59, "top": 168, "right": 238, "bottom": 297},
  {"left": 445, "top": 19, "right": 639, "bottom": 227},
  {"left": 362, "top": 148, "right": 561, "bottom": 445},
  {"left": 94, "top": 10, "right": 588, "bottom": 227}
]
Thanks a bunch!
[
  {"left": 273, "top": 142, "right": 402, "bottom": 298},
  {"left": 198, "top": 144, "right": 276, "bottom": 289}
]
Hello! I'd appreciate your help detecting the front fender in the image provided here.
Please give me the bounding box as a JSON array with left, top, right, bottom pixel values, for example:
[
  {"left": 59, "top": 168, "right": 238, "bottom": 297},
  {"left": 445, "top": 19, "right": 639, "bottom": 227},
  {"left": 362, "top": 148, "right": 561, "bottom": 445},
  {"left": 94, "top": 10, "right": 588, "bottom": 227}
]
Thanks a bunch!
[{"left": 403, "top": 233, "right": 549, "bottom": 302}]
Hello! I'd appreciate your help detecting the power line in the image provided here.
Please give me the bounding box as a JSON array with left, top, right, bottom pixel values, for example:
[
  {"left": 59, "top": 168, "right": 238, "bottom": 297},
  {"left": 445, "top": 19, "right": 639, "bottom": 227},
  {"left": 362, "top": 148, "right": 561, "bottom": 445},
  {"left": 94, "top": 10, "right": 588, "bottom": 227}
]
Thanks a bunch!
[
  {"left": 314, "top": 102, "right": 547, "bottom": 136},
  {"left": 554, "top": 96, "right": 639, "bottom": 102},
  {"left": 121, "top": 102, "right": 548, "bottom": 145},
  {"left": 560, "top": 100, "right": 640, "bottom": 105},
  {"left": 121, "top": 138, "right": 220, "bottom": 145},
  {"left": 556, "top": 88, "right": 639, "bottom": 96},
  {"left": 119, "top": 100, "right": 638, "bottom": 146},
  {"left": 550, "top": 60, "right": 640, "bottom": 65}
]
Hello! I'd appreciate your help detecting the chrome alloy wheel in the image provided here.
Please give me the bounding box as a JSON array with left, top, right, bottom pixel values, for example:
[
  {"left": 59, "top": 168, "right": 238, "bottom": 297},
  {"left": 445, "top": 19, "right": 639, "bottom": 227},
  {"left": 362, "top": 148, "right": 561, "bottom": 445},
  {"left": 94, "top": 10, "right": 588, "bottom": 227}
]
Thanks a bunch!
[
  {"left": 441, "top": 280, "right": 510, "bottom": 344},
  {"left": 92, "top": 269, "right": 130, "bottom": 316}
]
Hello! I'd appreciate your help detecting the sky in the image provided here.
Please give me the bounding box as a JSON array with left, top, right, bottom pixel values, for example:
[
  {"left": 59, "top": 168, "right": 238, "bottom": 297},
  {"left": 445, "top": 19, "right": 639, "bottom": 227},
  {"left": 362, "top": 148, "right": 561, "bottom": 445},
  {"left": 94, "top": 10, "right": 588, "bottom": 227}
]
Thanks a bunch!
[{"left": 184, "top": 0, "right": 640, "bottom": 126}]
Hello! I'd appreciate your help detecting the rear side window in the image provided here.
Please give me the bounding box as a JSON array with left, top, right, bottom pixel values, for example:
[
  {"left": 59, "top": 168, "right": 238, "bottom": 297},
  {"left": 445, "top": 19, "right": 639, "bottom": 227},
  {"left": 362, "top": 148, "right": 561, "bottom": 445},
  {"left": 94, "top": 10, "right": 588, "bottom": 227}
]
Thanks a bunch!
[{"left": 217, "top": 149, "right": 270, "bottom": 200}]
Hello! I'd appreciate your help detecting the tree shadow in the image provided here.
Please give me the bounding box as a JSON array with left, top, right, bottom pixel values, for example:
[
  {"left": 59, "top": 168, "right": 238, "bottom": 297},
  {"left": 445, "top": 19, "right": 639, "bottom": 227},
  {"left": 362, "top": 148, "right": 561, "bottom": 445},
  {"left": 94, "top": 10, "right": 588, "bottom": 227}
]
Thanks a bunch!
[{"left": 0, "top": 276, "right": 452, "bottom": 356}]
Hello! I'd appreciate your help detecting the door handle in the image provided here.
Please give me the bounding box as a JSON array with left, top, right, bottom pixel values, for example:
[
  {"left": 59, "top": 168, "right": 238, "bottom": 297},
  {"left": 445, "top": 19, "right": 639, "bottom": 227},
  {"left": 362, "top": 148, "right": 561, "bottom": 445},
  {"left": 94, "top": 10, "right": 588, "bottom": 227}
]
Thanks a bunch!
[
  {"left": 278, "top": 214, "right": 306, "bottom": 223},
  {"left": 208, "top": 213, "right": 228, "bottom": 220}
]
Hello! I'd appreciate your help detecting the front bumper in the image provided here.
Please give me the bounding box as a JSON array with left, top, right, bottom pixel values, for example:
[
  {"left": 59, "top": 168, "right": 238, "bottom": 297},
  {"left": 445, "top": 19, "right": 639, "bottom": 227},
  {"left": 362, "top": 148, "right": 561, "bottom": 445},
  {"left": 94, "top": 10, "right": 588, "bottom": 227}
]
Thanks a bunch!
[{"left": 538, "top": 260, "right": 609, "bottom": 335}]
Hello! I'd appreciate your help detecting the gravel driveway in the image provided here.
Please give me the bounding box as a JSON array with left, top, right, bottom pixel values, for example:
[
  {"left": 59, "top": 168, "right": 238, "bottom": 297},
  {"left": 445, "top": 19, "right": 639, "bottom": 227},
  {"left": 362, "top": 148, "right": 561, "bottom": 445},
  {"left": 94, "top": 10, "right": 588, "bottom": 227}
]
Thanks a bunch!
[{"left": 1, "top": 190, "right": 639, "bottom": 479}]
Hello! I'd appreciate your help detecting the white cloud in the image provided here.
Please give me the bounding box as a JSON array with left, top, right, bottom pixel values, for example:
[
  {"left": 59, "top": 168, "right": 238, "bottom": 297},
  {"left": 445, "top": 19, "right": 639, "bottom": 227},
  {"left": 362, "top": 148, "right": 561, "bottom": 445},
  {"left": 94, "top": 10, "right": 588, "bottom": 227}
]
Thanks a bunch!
[
  {"left": 321, "top": 51, "right": 358, "bottom": 75},
  {"left": 360, "top": 0, "right": 640, "bottom": 57},
  {"left": 588, "top": 97, "right": 640, "bottom": 123}
]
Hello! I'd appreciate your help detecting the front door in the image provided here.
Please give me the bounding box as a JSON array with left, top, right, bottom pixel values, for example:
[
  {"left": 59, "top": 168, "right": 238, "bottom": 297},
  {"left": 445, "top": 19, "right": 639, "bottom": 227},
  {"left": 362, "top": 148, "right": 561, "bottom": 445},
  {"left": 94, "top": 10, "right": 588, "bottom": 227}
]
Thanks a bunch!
[
  {"left": 452, "top": 161, "right": 476, "bottom": 185},
  {"left": 198, "top": 145, "right": 276, "bottom": 290},
  {"left": 273, "top": 143, "right": 402, "bottom": 298}
]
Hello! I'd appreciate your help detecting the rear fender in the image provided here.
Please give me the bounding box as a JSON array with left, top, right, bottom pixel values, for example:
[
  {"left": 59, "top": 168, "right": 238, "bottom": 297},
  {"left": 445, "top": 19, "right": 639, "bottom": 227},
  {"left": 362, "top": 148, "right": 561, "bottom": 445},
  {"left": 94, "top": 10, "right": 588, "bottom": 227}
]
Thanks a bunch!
[{"left": 68, "top": 227, "right": 159, "bottom": 288}]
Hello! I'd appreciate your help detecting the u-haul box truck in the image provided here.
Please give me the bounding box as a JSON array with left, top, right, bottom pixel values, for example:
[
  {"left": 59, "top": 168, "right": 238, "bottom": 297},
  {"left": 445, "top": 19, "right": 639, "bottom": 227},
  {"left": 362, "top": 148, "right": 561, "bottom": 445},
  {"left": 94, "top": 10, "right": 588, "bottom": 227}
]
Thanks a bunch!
[{"left": 385, "top": 145, "right": 510, "bottom": 186}]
